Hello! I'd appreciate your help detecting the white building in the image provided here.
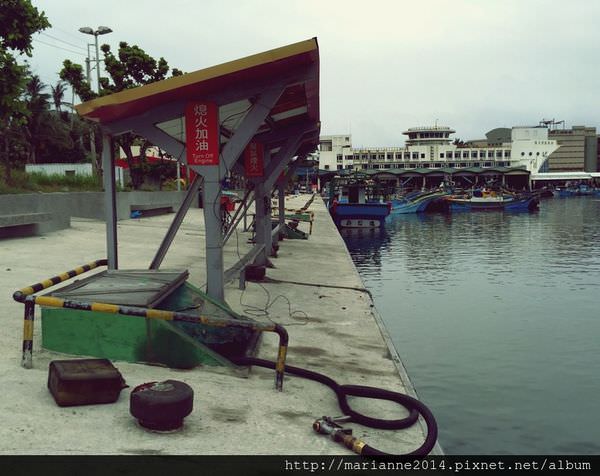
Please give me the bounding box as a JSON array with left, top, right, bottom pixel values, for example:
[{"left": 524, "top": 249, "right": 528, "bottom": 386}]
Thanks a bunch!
[{"left": 318, "top": 125, "right": 559, "bottom": 174}]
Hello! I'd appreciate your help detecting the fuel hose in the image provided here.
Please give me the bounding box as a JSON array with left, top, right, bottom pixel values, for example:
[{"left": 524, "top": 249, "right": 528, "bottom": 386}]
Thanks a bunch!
[{"left": 232, "top": 356, "right": 438, "bottom": 456}]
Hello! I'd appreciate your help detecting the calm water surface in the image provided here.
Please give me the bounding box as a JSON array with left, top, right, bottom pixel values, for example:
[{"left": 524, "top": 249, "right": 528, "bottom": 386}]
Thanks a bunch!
[{"left": 342, "top": 197, "right": 600, "bottom": 454}]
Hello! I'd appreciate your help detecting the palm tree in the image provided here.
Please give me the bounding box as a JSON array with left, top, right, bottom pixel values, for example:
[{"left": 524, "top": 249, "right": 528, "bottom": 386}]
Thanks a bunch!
[
  {"left": 50, "top": 80, "right": 72, "bottom": 116},
  {"left": 23, "top": 76, "right": 72, "bottom": 163}
]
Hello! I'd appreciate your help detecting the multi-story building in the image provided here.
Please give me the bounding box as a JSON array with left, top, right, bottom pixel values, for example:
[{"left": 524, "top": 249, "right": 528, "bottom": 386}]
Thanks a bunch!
[
  {"left": 318, "top": 125, "right": 559, "bottom": 174},
  {"left": 317, "top": 135, "right": 353, "bottom": 171},
  {"left": 547, "top": 126, "right": 597, "bottom": 172}
]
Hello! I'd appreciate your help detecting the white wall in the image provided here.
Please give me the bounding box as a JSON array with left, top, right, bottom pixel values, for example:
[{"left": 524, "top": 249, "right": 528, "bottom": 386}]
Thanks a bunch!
[{"left": 25, "top": 163, "right": 126, "bottom": 187}]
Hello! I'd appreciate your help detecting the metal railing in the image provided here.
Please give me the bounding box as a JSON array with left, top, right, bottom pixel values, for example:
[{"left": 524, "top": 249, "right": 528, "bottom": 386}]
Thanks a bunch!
[{"left": 13, "top": 259, "right": 289, "bottom": 391}]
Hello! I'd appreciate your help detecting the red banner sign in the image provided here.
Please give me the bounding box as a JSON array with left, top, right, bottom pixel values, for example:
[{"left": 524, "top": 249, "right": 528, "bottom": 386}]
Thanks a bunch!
[
  {"left": 185, "top": 101, "right": 219, "bottom": 166},
  {"left": 244, "top": 141, "right": 264, "bottom": 178}
]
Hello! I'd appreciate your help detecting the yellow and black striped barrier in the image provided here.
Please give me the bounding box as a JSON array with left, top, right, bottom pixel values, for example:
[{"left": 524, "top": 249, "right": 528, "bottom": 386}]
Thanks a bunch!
[{"left": 13, "top": 260, "right": 289, "bottom": 391}]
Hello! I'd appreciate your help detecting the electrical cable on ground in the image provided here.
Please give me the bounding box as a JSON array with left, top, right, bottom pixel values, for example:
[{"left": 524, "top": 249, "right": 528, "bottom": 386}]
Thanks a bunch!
[{"left": 261, "top": 276, "right": 374, "bottom": 301}]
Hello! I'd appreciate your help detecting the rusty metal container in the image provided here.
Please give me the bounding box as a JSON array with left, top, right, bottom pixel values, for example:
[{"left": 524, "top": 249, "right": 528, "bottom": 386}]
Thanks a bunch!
[{"left": 48, "top": 359, "right": 127, "bottom": 407}]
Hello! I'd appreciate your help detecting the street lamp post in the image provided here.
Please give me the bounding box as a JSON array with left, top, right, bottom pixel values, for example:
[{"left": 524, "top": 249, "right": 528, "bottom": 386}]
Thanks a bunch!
[
  {"left": 78, "top": 26, "right": 112, "bottom": 94},
  {"left": 78, "top": 26, "right": 112, "bottom": 174}
]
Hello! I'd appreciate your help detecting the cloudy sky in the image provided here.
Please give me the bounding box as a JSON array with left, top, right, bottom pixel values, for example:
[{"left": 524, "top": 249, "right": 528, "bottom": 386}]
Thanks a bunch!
[{"left": 26, "top": 0, "right": 600, "bottom": 146}]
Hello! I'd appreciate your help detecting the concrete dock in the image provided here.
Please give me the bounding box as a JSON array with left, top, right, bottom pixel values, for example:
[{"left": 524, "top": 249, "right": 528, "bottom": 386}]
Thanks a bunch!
[{"left": 0, "top": 194, "right": 432, "bottom": 455}]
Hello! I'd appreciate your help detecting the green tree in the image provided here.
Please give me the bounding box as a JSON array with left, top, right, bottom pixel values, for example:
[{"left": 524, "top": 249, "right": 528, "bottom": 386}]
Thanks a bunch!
[
  {"left": 0, "top": 0, "right": 50, "bottom": 183},
  {"left": 60, "top": 41, "right": 183, "bottom": 189},
  {"left": 50, "top": 80, "right": 71, "bottom": 115}
]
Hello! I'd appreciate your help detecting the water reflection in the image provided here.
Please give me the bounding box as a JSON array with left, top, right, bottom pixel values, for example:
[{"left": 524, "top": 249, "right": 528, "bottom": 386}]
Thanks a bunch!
[{"left": 343, "top": 198, "right": 600, "bottom": 454}]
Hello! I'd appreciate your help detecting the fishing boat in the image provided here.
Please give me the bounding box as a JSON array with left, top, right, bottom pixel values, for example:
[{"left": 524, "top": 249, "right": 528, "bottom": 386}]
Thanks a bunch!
[
  {"left": 390, "top": 189, "right": 450, "bottom": 214},
  {"left": 328, "top": 174, "right": 391, "bottom": 228},
  {"left": 446, "top": 189, "right": 539, "bottom": 212}
]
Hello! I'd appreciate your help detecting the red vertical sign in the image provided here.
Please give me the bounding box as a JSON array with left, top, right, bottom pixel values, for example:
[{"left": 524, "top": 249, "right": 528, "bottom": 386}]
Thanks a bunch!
[
  {"left": 185, "top": 101, "right": 219, "bottom": 166},
  {"left": 244, "top": 141, "right": 264, "bottom": 178}
]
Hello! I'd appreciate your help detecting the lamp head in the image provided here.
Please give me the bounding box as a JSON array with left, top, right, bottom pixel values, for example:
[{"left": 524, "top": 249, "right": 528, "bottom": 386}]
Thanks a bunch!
[
  {"left": 97, "top": 26, "right": 113, "bottom": 35},
  {"left": 78, "top": 27, "right": 94, "bottom": 35}
]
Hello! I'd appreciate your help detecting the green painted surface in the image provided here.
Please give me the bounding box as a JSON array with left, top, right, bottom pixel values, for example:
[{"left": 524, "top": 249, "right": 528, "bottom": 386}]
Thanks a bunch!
[
  {"left": 41, "top": 282, "right": 255, "bottom": 368},
  {"left": 283, "top": 223, "right": 308, "bottom": 239}
]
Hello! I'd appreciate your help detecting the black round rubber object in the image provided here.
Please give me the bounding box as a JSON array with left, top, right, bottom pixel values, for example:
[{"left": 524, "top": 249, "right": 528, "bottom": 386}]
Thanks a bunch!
[{"left": 130, "top": 380, "right": 194, "bottom": 431}]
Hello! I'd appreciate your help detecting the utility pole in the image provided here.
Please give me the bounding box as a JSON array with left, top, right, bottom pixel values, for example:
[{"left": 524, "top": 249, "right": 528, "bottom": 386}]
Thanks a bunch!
[{"left": 84, "top": 43, "right": 96, "bottom": 170}]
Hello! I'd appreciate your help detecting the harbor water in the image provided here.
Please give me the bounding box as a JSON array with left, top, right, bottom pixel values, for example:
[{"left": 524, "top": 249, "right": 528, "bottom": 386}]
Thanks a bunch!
[{"left": 342, "top": 196, "right": 600, "bottom": 454}]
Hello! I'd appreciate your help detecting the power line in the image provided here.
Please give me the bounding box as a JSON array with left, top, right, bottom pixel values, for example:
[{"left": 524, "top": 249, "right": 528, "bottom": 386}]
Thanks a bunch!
[
  {"left": 39, "top": 32, "right": 86, "bottom": 51},
  {"left": 33, "top": 38, "right": 86, "bottom": 56},
  {"left": 50, "top": 26, "right": 87, "bottom": 42}
]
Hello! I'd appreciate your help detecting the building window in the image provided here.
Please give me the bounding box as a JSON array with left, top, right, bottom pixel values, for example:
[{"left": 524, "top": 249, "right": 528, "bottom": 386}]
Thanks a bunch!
[
  {"left": 423, "top": 163, "right": 430, "bottom": 168},
  {"left": 320, "top": 142, "right": 332, "bottom": 151},
  {"left": 384, "top": 164, "right": 391, "bottom": 169},
  {"left": 346, "top": 155, "right": 353, "bottom": 160},
  {"left": 474, "top": 162, "right": 480, "bottom": 167},
  {"left": 378, "top": 154, "right": 384, "bottom": 160},
  {"left": 337, "top": 165, "right": 343, "bottom": 170},
  {"left": 521, "top": 152, "right": 525, "bottom": 156},
  {"left": 434, "top": 163, "right": 442, "bottom": 168},
  {"left": 324, "top": 165, "right": 329, "bottom": 170},
  {"left": 370, "top": 154, "right": 377, "bottom": 160},
  {"left": 505, "top": 151, "right": 510, "bottom": 158},
  {"left": 397, "top": 164, "right": 405, "bottom": 168},
  {"left": 347, "top": 165, "right": 353, "bottom": 170},
  {"left": 462, "top": 152, "right": 468, "bottom": 158},
  {"left": 440, "top": 153, "right": 445, "bottom": 158},
  {"left": 496, "top": 151, "right": 502, "bottom": 157},
  {"left": 405, "top": 153, "right": 410, "bottom": 159},
  {"left": 336, "top": 154, "right": 342, "bottom": 162},
  {"left": 449, "top": 162, "right": 455, "bottom": 168},
  {"left": 412, "top": 152, "right": 419, "bottom": 160},
  {"left": 373, "top": 164, "right": 380, "bottom": 169},
  {"left": 387, "top": 153, "right": 393, "bottom": 160},
  {"left": 484, "top": 162, "right": 492, "bottom": 167},
  {"left": 420, "top": 153, "right": 425, "bottom": 159},
  {"left": 471, "top": 151, "right": 478, "bottom": 158},
  {"left": 529, "top": 152, "right": 532, "bottom": 156},
  {"left": 488, "top": 151, "right": 494, "bottom": 158}
]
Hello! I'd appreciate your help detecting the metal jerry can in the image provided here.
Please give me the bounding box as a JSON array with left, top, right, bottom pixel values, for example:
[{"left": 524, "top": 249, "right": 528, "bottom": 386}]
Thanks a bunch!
[{"left": 48, "top": 359, "right": 127, "bottom": 407}]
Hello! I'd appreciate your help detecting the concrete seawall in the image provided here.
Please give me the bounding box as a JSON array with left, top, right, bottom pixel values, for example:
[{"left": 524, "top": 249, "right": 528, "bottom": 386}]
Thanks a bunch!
[
  {"left": 0, "top": 194, "right": 436, "bottom": 455},
  {"left": 0, "top": 191, "right": 190, "bottom": 235}
]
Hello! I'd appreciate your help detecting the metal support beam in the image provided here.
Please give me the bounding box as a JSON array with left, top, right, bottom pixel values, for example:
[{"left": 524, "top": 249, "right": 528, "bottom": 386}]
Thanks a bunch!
[
  {"left": 133, "top": 123, "right": 186, "bottom": 159},
  {"left": 191, "top": 87, "right": 286, "bottom": 301},
  {"left": 265, "top": 133, "right": 308, "bottom": 189},
  {"left": 149, "top": 174, "right": 203, "bottom": 269},
  {"left": 201, "top": 166, "right": 225, "bottom": 301},
  {"left": 278, "top": 182, "right": 286, "bottom": 231},
  {"left": 219, "top": 85, "right": 286, "bottom": 176},
  {"left": 223, "top": 188, "right": 254, "bottom": 244},
  {"left": 102, "top": 133, "right": 118, "bottom": 269},
  {"left": 102, "top": 65, "right": 316, "bottom": 137},
  {"left": 253, "top": 181, "right": 271, "bottom": 266}
]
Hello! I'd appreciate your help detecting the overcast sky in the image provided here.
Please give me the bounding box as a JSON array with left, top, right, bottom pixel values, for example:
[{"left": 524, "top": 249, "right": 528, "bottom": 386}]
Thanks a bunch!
[{"left": 26, "top": 0, "right": 600, "bottom": 147}]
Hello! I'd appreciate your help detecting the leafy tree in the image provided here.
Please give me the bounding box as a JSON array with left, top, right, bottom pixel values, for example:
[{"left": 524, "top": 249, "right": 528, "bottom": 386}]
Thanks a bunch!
[
  {"left": 0, "top": 0, "right": 50, "bottom": 183},
  {"left": 60, "top": 41, "right": 183, "bottom": 188}
]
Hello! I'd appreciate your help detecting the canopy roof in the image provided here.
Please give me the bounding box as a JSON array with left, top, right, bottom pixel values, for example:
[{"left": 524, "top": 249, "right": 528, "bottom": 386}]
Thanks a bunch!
[
  {"left": 362, "top": 166, "right": 529, "bottom": 177},
  {"left": 75, "top": 38, "right": 320, "bottom": 157}
]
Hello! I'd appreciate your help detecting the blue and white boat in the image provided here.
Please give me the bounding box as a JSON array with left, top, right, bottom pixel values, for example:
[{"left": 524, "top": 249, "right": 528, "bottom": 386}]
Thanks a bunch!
[
  {"left": 328, "top": 174, "right": 391, "bottom": 228},
  {"left": 390, "top": 190, "right": 449, "bottom": 214},
  {"left": 446, "top": 189, "right": 539, "bottom": 212}
]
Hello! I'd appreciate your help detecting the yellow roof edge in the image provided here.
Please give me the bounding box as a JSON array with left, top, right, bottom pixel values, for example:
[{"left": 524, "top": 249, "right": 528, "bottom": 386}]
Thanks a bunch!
[{"left": 75, "top": 38, "right": 318, "bottom": 119}]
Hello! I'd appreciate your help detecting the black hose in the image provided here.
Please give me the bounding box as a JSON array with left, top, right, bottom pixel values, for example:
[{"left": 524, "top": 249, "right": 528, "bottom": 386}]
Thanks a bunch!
[{"left": 232, "top": 356, "right": 438, "bottom": 456}]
